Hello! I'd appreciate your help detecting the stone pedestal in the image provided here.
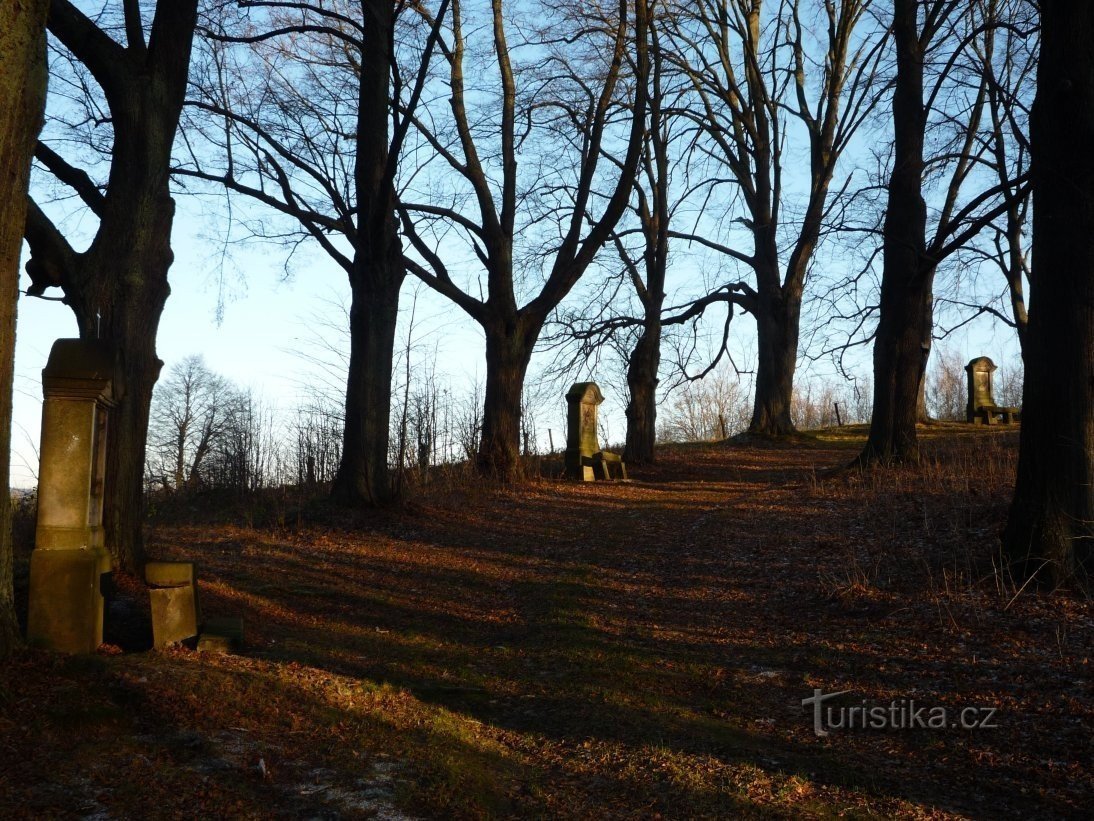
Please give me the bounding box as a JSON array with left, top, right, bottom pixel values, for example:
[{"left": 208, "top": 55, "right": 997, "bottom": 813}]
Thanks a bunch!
[
  {"left": 27, "top": 340, "right": 121, "bottom": 653},
  {"left": 146, "top": 561, "right": 201, "bottom": 649},
  {"left": 26, "top": 550, "right": 106, "bottom": 652}
]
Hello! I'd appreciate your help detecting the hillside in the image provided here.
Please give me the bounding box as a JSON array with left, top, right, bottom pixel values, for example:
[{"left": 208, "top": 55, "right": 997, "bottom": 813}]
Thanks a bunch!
[{"left": 2, "top": 426, "right": 1090, "bottom": 818}]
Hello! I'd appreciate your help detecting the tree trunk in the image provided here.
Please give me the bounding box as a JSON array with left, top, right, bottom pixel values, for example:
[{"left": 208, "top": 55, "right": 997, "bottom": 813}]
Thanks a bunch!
[
  {"left": 102, "top": 329, "right": 163, "bottom": 572},
  {"left": 0, "top": 0, "right": 49, "bottom": 657},
  {"left": 916, "top": 284, "right": 935, "bottom": 424},
  {"left": 1003, "top": 0, "right": 1094, "bottom": 590},
  {"left": 749, "top": 290, "right": 799, "bottom": 436},
  {"left": 71, "top": 143, "right": 177, "bottom": 573},
  {"left": 75, "top": 235, "right": 172, "bottom": 574},
  {"left": 332, "top": 270, "right": 402, "bottom": 505},
  {"left": 860, "top": 0, "right": 928, "bottom": 465},
  {"left": 478, "top": 323, "right": 535, "bottom": 480},
  {"left": 624, "top": 319, "right": 661, "bottom": 462},
  {"left": 329, "top": 0, "right": 405, "bottom": 507}
]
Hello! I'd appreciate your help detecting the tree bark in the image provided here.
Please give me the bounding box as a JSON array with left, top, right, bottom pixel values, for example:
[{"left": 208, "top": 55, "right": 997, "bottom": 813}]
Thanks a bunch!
[
  {"left": 624, "top": 319, "right": 661, "bottom": 461},
  {"left": 332, "top": 269, "right": 402, "bottom": 504},
  {"left": 749, "top": 288, "right": 800, "bottom": 436},
  {"left": 916, "top": 286, "right": 934, "bottom": 424},
  {"left": 477, "top": 323, "right": 535, "bottom": 479},
  {"left": 77, "top": 158, "right": 175, "bottom": 572},
  {"left": 622, "top": 13, "right": 667, "bottom": 464},
  {"left": 0, "top": 0, "right": 49, "bottom": 657},
  {"left": 1003, "top": 0, "right": 1094, "bottom": 589},
  {"left": 100, "top": 297, "right": 166, "bottom": 572},
  {"left": 860, "top": 0, "right": 929, "bottom": 465}
]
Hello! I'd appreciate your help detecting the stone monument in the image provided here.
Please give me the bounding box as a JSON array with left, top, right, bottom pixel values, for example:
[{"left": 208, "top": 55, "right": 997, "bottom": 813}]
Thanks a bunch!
[
  {"left": 965, "top": 356, "right": 1019, "bottom": 425},
  {"left": 27, "top": 339, "right": 122, "bottom": 653},
  {"left": 564, "top": 382, "right": 627, "bottom": 481}
]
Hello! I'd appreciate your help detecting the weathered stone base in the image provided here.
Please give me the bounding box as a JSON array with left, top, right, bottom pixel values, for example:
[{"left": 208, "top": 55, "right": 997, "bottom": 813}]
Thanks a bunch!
[
  {"left": 27, "top": 549, "right": 110, "bottom": 653},
  {"left": 969, "top": 405, "right": 1021, "bottom": 425}
]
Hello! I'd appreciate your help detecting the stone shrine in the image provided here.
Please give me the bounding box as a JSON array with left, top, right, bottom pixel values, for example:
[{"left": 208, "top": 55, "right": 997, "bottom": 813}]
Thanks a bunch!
[
  {"left": 27, "top": 339, "right": 122, "bottom": 653},
  {"left": 564, "top": 382, "right": 627, "bottom": 481},
  {"left": 965, "top": 356, "right": 1019, "bottom": 425}
]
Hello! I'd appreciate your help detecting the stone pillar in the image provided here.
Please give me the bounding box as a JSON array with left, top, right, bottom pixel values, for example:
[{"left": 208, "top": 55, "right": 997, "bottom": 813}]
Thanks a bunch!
[
  {"left": 965, "top": 356, "right": 997, "bottom": 423},
  {"left": 27, "top": 339, "right": 122, "bottom": 653},
  {"left": 565, "top": 382, "right": 605, "bottom": 481}
]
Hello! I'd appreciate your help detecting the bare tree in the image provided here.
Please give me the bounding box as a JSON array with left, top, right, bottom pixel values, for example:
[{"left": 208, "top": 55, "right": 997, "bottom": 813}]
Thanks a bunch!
[
  {"left": 619, "top": 9, "right": 673, "bottom": 464},
  {"left": 147, "top": 355, "right": 237, "bottom": 492},
  {"left": 397, "top": 0, "right": 650, "bottom": 480},
  {"left": 859, "top": 0, "right": 933, "bottom": 463},
  {"left": 925, "top": 347, "right": 966, "bottom": 421},
  {"left": 0, "top": 0, "right": 50, "bottom": 657},
  {"left": 180, "top": 0, "right": 450, "bottom": 505},
  {"left": 22, "top": 0, "right": 199, "bottom": 571},
  {"left": 1004, "top": 0, "right": 1093, "bottom": 590},
  {"left": 292, "top": 401, "right": 342, "bottom": 486},
  {"left": 859, "top": 0, "right": 1029, "bottom": 463},
  {"left": 658, "top": 365, "right": 750, "bottom": 442},
  {"left": 542, "top": 2, "right": 680, "bottom": 464},
  {"left": 660, "top": 0, "right": 886, "bottom": 437},
  {"left": 205, "top": 390, "right": 283, "bottom": 493},
  {"left": 934, "top": 0, "right": 1036, "bottom": 359}
]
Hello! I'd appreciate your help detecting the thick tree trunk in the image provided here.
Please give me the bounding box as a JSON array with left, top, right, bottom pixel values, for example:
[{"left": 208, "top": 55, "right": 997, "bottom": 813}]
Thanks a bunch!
[
  {"left": 1003, "top": 0, "right": 1094, "bottom": 589},
  {"left": 102, "top": 330, "right": 163, "bottom": 572},
  {"left": 72, "top": 142, "right": 177, "bottom": 573},
  {"left": 860, "top": 0, "right": 928, "bottom": 465},
  {"left": 329, "top": 0, "right": 406, "bottom": 507},
  {"left": 749, "top": 291, "right": 799, "bottom": 436},
  {"left": 0, "top": 0, "right": 49, "bottom": 657},
  {"left": 624, "top": 319, "right": 661, "bottom": 462},
  {"left": 478, "top": 324, "right": 535, "bottom": 480},
  {"left": 863, "top": 264, "right": 930, "bottom": 463},
  {"left": 332, "top": 271, "right": 402, "bottom": 505}
]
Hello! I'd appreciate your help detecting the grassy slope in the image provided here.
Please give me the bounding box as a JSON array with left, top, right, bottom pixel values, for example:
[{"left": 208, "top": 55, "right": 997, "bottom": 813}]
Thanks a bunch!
[{"left": 1, "top": 425, "right": 1090, "bottom": 819}]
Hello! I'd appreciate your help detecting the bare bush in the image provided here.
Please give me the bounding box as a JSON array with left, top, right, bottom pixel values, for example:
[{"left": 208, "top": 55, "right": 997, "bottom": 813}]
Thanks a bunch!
[
  {"left": 658, "top": 368, "right": 751, "bottom": 443},
  {"left": 928, "top": 348, "right": 967, "bottom": 421}
]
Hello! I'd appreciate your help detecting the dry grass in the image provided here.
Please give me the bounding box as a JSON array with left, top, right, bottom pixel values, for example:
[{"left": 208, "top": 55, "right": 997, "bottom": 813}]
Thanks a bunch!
[{"left": 2, "top": 425, "right": 1090, "bottom": 819}]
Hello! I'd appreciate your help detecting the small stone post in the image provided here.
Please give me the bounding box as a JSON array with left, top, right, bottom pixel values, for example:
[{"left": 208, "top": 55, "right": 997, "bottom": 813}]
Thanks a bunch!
[{"left": 27, "top": 339, "right": 121, "bottom": 653}]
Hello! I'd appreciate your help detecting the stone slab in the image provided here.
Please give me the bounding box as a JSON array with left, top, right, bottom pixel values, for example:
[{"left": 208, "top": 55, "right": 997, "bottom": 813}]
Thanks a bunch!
[
  {"left": 146, "top": 561, "right": 197, "bottom": 588},
  {"left": 150, "top": 585, "right": 200, "bottom": 649}
]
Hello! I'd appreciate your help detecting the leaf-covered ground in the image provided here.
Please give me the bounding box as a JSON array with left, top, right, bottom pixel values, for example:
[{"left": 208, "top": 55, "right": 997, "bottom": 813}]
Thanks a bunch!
[{"left": 2, "top": 425, "right": 1091, "bottom": 818}]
